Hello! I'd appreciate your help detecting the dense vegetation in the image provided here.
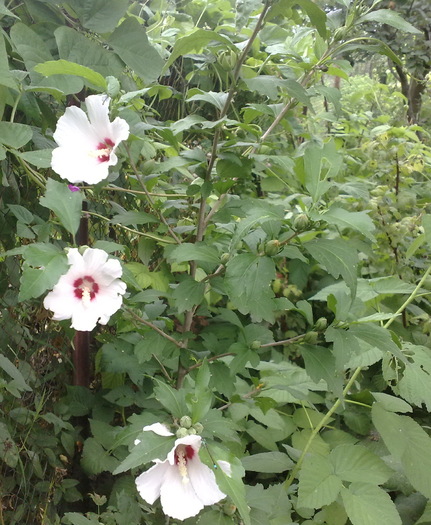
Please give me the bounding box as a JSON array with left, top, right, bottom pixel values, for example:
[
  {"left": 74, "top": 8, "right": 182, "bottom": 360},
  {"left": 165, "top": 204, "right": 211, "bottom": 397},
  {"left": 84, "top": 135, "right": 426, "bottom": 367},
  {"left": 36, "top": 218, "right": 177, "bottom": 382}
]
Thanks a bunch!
[{"left": 1, "top": 0, "right": 431, "bottom": 524}]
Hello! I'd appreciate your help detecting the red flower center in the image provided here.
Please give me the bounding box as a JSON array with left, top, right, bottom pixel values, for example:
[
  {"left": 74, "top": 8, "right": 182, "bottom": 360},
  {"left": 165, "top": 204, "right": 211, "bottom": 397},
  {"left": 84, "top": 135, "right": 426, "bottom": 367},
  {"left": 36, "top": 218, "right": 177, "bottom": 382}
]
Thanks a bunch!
[
  {"left": 96, "top": 137, "right": 115, "bottom": 163},
  {"left": 174, "top": 444, "right": 195, "bottom": 465},
  {"left": 73, "top": 275, "right": 99, "bottom": 302}
]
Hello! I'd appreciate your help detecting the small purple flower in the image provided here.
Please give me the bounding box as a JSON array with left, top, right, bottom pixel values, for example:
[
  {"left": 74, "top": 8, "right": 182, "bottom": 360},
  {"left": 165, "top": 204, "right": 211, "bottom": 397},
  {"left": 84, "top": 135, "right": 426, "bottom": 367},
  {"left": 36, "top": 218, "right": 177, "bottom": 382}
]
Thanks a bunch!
[{"left": 68, "top": 184, "right": 81, "bottom": 192}]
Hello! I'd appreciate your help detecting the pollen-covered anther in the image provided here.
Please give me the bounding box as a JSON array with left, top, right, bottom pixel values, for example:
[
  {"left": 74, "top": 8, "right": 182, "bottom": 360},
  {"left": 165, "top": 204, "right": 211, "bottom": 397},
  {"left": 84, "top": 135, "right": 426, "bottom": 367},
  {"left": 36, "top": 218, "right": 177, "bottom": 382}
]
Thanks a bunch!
[{"left": 175, "top": 445, "right": 190, "bottom": 484}]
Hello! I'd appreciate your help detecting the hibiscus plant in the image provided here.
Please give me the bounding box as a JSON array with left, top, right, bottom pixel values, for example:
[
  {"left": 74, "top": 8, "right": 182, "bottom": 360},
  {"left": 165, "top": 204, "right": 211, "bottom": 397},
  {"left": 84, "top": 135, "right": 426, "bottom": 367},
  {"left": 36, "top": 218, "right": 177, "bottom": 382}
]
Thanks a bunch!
[{"left": 1, "top": 1, "right": 431, "bottom": 525}]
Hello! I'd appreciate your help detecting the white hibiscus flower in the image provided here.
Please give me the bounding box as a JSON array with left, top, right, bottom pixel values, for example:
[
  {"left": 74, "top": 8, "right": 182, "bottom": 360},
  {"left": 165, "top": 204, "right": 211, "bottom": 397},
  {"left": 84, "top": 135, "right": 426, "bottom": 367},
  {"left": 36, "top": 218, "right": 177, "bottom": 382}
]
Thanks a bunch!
[
  {"left": 51, "top": 94, "right": 129, "bottom": 184},
  {"left": 43, "top": 247, "right": 126, "bottom": 331}
]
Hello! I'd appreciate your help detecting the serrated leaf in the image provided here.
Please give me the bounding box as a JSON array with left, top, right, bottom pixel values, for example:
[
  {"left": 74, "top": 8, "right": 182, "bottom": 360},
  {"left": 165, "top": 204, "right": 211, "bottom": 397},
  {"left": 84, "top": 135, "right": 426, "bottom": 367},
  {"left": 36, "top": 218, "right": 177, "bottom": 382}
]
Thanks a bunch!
[
  {"left": 242, "top": 452, "right": 293, "bottom": 473},
  {"left": 304, "top": 238, "right": 358, "bottom": 298},
  {"left": 358, "top": 9, "right": 420, "bottom": 34},
  {"left": 301, "top": 344, "right": 343, "bottom": 397},
  {"left": 395, "top": 344, "right": 431, "bottom": 411},
  {"left": 113, "top": 432, "right": 175, "bottom": 475},
  {"left": 298, "top": 453, "right": 342, "bottom": 508},
  {"left": 321, "top": 207, "right": 375, "bottom": 241},
  {"left": 372, "top": 403, "right": 431, "bottom": 499},
  {"left": 167, "top": 242, "right": 220, "bottom": 265},
  {"left": 341, "top": 483, "right": 402, "bottom": 525},
  {"left": 225, "top": 254, "right": 276, "bottom": 322},
  {"left": 154, "top": 381, "right": 188, "bottom": 418},
  {"left": 81, "top": 437, "right": 119, "bottom": 475},
  {"left": 40, "top": 179, "right": 83, "bottom": 236},
  {"left": 330, "top": 444, "right": 391, "bottom": 484},
  {"left": 172, "top": 278, "right": 206, "bottom": 314}
]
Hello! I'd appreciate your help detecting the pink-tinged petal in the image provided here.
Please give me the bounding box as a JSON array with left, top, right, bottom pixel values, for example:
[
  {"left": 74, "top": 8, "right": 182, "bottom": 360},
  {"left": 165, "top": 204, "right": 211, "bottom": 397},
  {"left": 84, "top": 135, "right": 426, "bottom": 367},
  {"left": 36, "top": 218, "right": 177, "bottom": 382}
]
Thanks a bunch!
[
  {"left": 187, "top": 457, "right": 226, "bottom": 505},
  {"left": 143, "top": 423, "right": 174, "bottom": 437},
  {"left": 68, "top": 184, "right": 80, "bottom": 192},
  {"left": 159, "top": 465, "right": 204, "bottom": 521},
  {"left": 53, "top": 106, "right": 99, "bottom": 149},
  {"left": 136, "top": 461, "right": 170, "bottom": 505}
]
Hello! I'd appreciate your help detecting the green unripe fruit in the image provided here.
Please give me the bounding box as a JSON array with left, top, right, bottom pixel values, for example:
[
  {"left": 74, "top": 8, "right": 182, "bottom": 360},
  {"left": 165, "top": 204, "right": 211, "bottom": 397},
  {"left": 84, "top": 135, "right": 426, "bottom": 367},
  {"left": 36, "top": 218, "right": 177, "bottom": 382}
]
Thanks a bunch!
[
  {"left": 303, "top": 331, "right": 318, "bottom": 344},
  {"left": 314, "top": 317, "right": 328, "bottom": 332},
  {"left": 293, "top": 213, "right": 310, "bottom": 231},
  {"left": 193, "top": 422, "right": 204, "bottom": 434},
  {"left": 176, "top": 428, "right": 188, "bottom": 439},
  {"left": 220, "top": 252, "right": 230, "bottom": 265},
  {"left": 264, "top": 239, "right": 281, "bottom": 256},
  {"left": 250, "top": 340, "right": 261, "bottom": 351},
  {"left": 180, "top": 415, "right": 192, "bottom": 429},
  {"left": 272, "top": 279, "right": 283, "bottom": 294}
]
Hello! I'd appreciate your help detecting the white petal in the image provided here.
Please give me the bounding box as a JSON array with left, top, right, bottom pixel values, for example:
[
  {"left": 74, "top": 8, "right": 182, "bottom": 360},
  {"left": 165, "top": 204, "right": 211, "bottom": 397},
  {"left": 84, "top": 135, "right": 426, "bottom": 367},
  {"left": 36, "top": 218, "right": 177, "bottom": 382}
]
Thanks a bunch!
[
  {"left": 111, "top": 116, "right": 130, "bottom": 146},
  {"left": 143, "top": 423, "right": 174, "bottom": 437},
  {"left": 66, "top": 248, "right": 83, "bottom": 266},
  {"left": 160, "top": 464, "right": 204, "bottom": 521},
  {"left": 51, "top": 145, "right": 110, "bottom": 184},
  {"left": 81, "top": 248, "right": 109, "bottom": 273},
  {"left": 85, "top": 95, "right": 111, "bottom": 138},
  {"left": 217, "top": 460, "right": 232, "bottom": 477},
  {"left": 97, "top": 258, "right": 123, "bottom": 284},
  {"left": 53, "top": 106, "right": 99, "bottom": 149},
  {"left": 187, "top": 457, "right": 226, "bottom": 505},
  {"left": 136, "top": 461, "right": 169, "bottom": 505}
]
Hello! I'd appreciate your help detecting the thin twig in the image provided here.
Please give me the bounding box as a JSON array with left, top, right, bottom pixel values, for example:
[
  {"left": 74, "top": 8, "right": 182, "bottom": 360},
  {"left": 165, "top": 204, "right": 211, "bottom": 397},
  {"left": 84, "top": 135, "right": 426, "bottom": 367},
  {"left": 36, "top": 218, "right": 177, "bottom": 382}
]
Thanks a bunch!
[
  {"left": 260, "top": 334, "right": 305, "bottom": 348},
  {"left": 81, "top": 185, "right": 187, "bottom": 198},
  {"left": 124, "top": 307, "right": 182, "bottom": 348},
  {"left": 125, "top": 144, "right": 182, "bottom": 244},
  {"left": 152, "top": 353, "right": 173, "bottom": 381}
]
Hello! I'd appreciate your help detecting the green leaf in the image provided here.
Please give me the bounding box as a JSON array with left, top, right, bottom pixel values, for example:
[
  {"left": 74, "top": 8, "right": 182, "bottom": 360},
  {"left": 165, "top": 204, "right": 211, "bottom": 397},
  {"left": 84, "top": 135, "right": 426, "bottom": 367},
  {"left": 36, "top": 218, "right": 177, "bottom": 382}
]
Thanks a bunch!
[
  {"left": 0, "top": 33, "right": 17, "bottom": 89},
  {"left": 0, "top": 354, "right": 32, "bottom": 392},
  {"left": 341, "top": 483, "right": 402, "bottom": 525},
  {"left": 304, "top": 238, "right": 358, "bottom": 298},
  {"left": 242, "top": 451, "right": 293, "bottom": 473},
  {"left": 81, "top": 437, "right": 119, "bottom": 475},
  {"left": 165, "top": 29, "right": 235, "bottom": 69},
  {"left": 167, "top": 243, "right": 220, "bottom": 265},
  {"left": 395, "top": 344, "right": 431, "bottom": 411},
  {"left": 0, "top": 422, "right": 19, "bottom": 468},
  {"left": 187, "top": 90, "right": 229, "bottom": 111},
  {"left": 320, "top": 207, "right": 375, "bottom": 241},
  {"left": 189, "top": 360, "right": 213, "bottom": 422},
  {"left": 372, "top": 403, "right": 431, "bottom": 499},
  {"left": 71, "top": 0, "right": 129, "bottom": 33},
  {"left": 34, "top": 60, "right": 107, "bottom": 89},
  {"left": 298, "top": 453, "right": 342, "bottom": 508},
  {"left": 63, "top": 513, "right": 97, "bottom": 525},
  {"left": 349, "top": 324, "right": 406, "bottom": 363},
  {"left": 15, "top": 149, "right": 53, "bottom": 168},
  {"left": 108, "top": 17, "right": 164, "bottom": 84},
  {"left": 371, "top": 392, "right": 412, "bottom": 413},
  {"left": 40, "top": 178, "right": 83, "bottom": 236},
  {"left": 0, "top": 122, "right": 32, "bottom": 148},
  {"left": 113, "top": 432, "right": 175, "bottom": 474},
  {"left": 292, "top": 0, "right": 327, "bottom": 37},
  {"left": 172, "top": 277, "right": 205, "bottom": 314},
  {"left": 154, "top": 381, "right": 188, "bottom": 418},
  {"left": 225, "top": 254, "right": 276, "bottom": 323},
  {"left": 110, "top": 210, "right": 158, "bottom": 226},
  {"left": 7, "top": 204, "right": 34, "bottom": 224},
  {"left": 357, "top": 9, "right": 421, "bottom": 34},
  {"left": 301, "top": 344, "right": 343, "bottom": 397},
  {"left": 330, "top": 444, "right": 392, "bottom": 484},
  {"left": 235, "top": 0, "right": 263, "bottom": 29}
]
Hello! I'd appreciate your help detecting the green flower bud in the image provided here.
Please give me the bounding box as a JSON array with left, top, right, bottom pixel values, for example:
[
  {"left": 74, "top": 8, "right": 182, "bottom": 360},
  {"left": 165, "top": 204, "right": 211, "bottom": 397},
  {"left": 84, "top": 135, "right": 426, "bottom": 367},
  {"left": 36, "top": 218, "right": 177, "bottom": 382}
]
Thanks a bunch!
[
  {"left": 223, "top": 502, "right": 237, "bottom": 516},
  {"left": 176, "top": 427, "right": 188, "bottom": 438},
  {"left": 272, "top": 278, "right": 283, "bottom": 294},
  {"left": 187, "top": 427, "right": 197, "bottom": 435},
  {"left": 264, "top": 239, "right": 281, "bottom": 256},
  {"left": 314, "top": 317, "right": 328, "bottom": 332},
  {"left": 303, "top": 331, "right": 318, "bottom": 344},
  {"left": 193, "top": 422, "right": 204, "bottom": 434},
  {"left": 179, "top": 415, "right": 192, "bottom": 429},
  {"left": 293, "top": 213, "right": 310, "bottom": 232},
  {"left": 220, "top": 253, "right": 230, "bottom": 265},
  {"left": 250, "top": 340, "right": 261, "bottom": 351}
]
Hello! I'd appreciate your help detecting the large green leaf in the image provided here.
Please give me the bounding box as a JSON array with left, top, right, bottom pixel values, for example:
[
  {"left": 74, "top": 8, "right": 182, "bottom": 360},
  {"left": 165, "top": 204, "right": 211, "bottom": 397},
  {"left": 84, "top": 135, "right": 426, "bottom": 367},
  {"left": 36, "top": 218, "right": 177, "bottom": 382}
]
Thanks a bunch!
[
  {"left": 167, "top": 242, "right": 220, "bottom": 265},
  {"left": 0, "top": 122, "right": 33, "bottom": 148},
  {"left": 298, "top": 453, "right": 342, "bottom": 508},
  {"left": 68, "top": 0, "right": 129, "bottom": 33},
  {"left": 34, "top": 60, "right": 107, "bottom": 89},
  {"left": 81, "top": 437, "right": 119, "bottom": 475},
  {"left": 301, "top": 344, "right": 343, "bottom": 397},
  {"left": 320, "top": 207, "right": 375, "bottom": 241},
  {"left": 0, "top": 354, "right": 32, "bottom": 392},
  {"left": 225, "top": 254, "right": 276, "bottom": 322},
  {"left": 0, "top": 33, "right": 17, "bottom": 89},
  {"left": 242, "top": 451, "right": 293, "bottom": 473},
  {"left": 341, "top": 483, "right": 402, "bottom": 525},
  {"left": 108, "top": 17, "right": 164, "bottom": 84},
  {"left": 357, "top": 9, "right": 421, "bottom": 34},
  {"left": 40, "top": 178, "right": 83, "bottom": 236},
  {"left": 304, "top": 238, "right": 358, "bottom": 298},
  {"left": 172, "top": 277, "right": 206, "bottom": 314},
  {"left": 372, "top": 403, "right": 431, "bottom": 499},
  {"left": 330, "top": 444, "right": 391, "bottom": 484}
]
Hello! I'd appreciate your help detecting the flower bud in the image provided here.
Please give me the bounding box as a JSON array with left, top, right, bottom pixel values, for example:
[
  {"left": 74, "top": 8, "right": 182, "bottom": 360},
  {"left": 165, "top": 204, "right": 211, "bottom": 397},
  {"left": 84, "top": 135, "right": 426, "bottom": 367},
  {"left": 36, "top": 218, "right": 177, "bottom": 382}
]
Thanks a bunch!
[
  {"left": 303, "top": 331, "right": 318, "bottom": 344},
  {"left": 293, "top": 213, "right": 309, "bottom": 231},
  {"left": 314, "top": 317, "right": 328, "bottom": 332},
  {"left": 220, "top": 253, "right": 230, "bottom": 265},
  {"left": 250, "top": 340, "right": 261, "bottom": 351},
  {"left": 187, "top": 427, "right": 197, "bottom": 435},
  {"left": 179, "top": 415, "right": 192, "bottom": 429},
  {"left": 223, "top": 502, "right": 237, "bottom": 516},
  {"left": 264, "top": 240, "right": 281, "bottom": 256},
  {"left": 193, "top": 422, "right": 204, "bottom": 434},
  {"left": 176, "top": 427, "right": 189, "bottom": 439},
  {"left": 272, "top": 278, "right": 283, "bottom": 294}
]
